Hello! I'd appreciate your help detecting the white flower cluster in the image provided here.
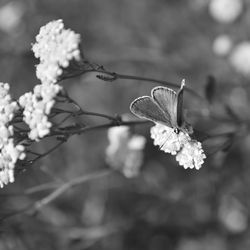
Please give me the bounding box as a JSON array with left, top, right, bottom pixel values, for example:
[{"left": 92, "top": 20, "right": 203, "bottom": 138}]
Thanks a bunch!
[
  {"left": 150, "top": 124, "right": 206, "bottom": 170},
  {"left": 19, "top": 83, "right": 62, "bottom": 141},
  {"left": 209, "top": 0, "right": 243, "bottom": 23},
  {"left": 151, "top": 124, "right": 189, "bottom": 155},
  {"left": 32, "top": 19, "right": 81, "bottom": 84},
  {"left": 20, "top": 19, "right": 81, "bottom": 141},
  {"left": 0, "top": 83, "right": 26, "bottom": 187},
  {"left": 106, "top": 126, "right": 146, "bottom": 178},
  {"left": 229, "top": 42, "right": 250, "bottom": 77}
]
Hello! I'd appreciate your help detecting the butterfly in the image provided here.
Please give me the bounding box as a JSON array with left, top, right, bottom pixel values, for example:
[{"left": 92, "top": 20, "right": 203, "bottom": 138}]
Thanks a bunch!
[{"left": 130, "top": 80, "right": 193, "bottom": 135}]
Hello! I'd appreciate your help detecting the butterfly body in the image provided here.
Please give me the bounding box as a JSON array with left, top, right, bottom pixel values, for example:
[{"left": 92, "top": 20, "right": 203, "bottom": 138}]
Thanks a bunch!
[{"left": 130, "top": 80, "right": 193, "bottom": 135}]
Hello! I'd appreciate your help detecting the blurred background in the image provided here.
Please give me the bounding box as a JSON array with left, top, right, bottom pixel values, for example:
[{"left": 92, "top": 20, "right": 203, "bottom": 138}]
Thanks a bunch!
[{"left": 0, "top": 0, "right": 250, "bottom": 249}]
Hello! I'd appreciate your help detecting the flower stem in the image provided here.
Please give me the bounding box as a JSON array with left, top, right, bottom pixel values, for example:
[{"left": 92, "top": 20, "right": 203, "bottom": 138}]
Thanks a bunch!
[
  {"left": 91, "top": 69, "right": 203, "bottom": 100},
  {"left": 63, "top": 66, "right": 204, "bottom": 100}
]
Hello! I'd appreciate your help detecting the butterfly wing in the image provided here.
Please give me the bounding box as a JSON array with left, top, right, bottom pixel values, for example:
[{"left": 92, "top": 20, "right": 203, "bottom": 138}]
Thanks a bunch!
[
  {"left": 151, "top": 86, "right": 178, "bottom": 127},
  {"left": 130, "top": 96, "right": 172, "bottom": 127},
  {"left": 176, "top": 80, "right": 185, "bottom": 127}
]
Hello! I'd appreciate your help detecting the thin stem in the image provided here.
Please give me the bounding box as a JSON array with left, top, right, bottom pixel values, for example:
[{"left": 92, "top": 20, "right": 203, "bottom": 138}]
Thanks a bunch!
[
  {"left": 31, "top": 140, "right": 66, "bottom": 163},
  {"left": 63, "top": 67, "right": 204, "bottom": 100},
  {"left": 25, "top": 182, "right": 60, "bottom": 194},
  {"left": 53, "top": 120, "right": 150, "bottom": 137},
  {"left": 95, "top": 70, "right": 203, "bottom": 100},
  {"left": 32, "top": 169, "right": 112, "bottom": 212},
  {"left": 52, "top": 108, "right": 118, "bottom": 122},
  {"left": 1, "top": 169, "right": 113, "bottom": 220},
  {"left": 78, "top": 110, "right": 119, "bottom": 121}
]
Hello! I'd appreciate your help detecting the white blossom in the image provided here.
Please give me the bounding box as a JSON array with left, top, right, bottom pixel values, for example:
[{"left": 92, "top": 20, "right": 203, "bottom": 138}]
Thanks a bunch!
[
  {"left": 150, "top": 123, "right": 206, "bottom": 169},
  {"left": 213, "top": 34, "right": 232, "bottom": 56},
  {"left": 19, "top": 82, "right": 62, "bottom": 141},
  {"left": 0, "top": 82, "right": 18, "bottom": 124},
  {"left": 150, "top": 124, "right": 190, "bottom": 155},
  {"left": 32, "top": 19, "right": 81, "bottom": 84},
  {"left": 229, "top": 42, "right": 250, "bottom": 77},
  {"left": 0, "top": 83, "right": 26, "bottom": 187},
  {"left": 209, "top": 0, "right": 243, "bottom": 23},
  {"left": 0, "top": 139, "right": 25, "bottom": 188},
  {"left": 106, "top": 126, "right": 146, "bottom": 178},
  {"left": 176, "top": 140, "right": 206, "bottom": 170}
]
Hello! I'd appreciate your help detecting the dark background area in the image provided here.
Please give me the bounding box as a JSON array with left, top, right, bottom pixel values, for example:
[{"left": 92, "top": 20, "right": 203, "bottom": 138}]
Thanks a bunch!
[{"left": 0, "top": 0, "right": 250, "bottom": 249}]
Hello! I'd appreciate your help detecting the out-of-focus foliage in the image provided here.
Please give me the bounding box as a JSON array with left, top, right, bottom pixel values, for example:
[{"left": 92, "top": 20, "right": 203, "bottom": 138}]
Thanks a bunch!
[{"left": 0, "top": 0, "right": 250, "bottom": 249}]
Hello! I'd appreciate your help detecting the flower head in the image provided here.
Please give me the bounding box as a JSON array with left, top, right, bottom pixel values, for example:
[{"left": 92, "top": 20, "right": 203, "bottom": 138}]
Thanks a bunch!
[
  {"left": 0, "top": 83, "right": 26, "bottom": 187},
  {"left": 0, "top": 139, "right": 25, "bottom": 188},
  {"left": 32, "top": 19, "right": 82, "bottom": 84},
  {"left": 150, "top": 124, "right": 190, "bottom": 155},
  {"left": 19, "top": 82, "right": 62, "bottom": 141},
  {"left": 0, "top": 82, "right": 18, "bottom": 124},
  {"left": 106, "top": 126, "right": 146, "bottom": 178},
  {"left": 176, "top": 140, "right": 206, "bottom": 170}
]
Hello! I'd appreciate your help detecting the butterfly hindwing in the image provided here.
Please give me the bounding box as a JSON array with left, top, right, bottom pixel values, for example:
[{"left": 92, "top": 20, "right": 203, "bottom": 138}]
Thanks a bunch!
[
  {"left": 151, "top": 86, "right": 178, "bottom": 127},
  {"left": 130, "top": 96, "right": 172, "bottom": 127}
]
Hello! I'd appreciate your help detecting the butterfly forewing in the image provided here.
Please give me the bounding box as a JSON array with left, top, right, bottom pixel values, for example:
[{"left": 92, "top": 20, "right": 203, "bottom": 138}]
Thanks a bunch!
[
  {"left": 130, "top": 96, "right": 172, "bottom": 127},
  {"left": 151, "top": 86, "right": 178, "bottom": 127}
]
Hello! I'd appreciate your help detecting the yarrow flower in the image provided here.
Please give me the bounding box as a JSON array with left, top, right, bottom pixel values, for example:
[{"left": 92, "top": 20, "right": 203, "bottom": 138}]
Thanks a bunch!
[
  {"left": 176, "top": 140, "right": 206, "bottom": 170},
  {"left": 150, "top": 124, "right": 190, "bottom": 155},
  {"left": 19, "top": 82, "right": 62, "bottom": 141},
  {"left": 106, "top": 126, "right": 146, "bottom": 178},
  {"left": 229, "top": 42, "right": 250, "bottom": 77},
  {"left": 32, "top": 19, "right": 82, "bottom": 84},
  {"left": 0, "top": 83, "right": 26, "bottom": 187},
  {"left": 150, "top": 124, "right": 206, "bottom": 169},
  {"left": 209, "top": 0, "right": 243, "bottom": 24}
]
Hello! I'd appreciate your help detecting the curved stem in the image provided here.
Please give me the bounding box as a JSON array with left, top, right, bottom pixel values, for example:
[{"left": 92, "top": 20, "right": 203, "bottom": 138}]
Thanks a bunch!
[
  {"left": 77, "top": 110, "right": 119, "bottom": 121},
  {"left": 64, "top": 67, "right": 204, "bottom": 101},
  {"left": 52, "top": 120, "right": 150, "bottom": 137},
  {"left": 32, "top": 169, "right": 112, "bottom": 212},
  {"left": 52, "top": 108, "right": 118, "bottom": 122},
  {"left": 1, "top": 169, "right": 113, "bottom": 220},
  {"left": 110, "top": 72, "right": 202, "bottom": 99}
]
